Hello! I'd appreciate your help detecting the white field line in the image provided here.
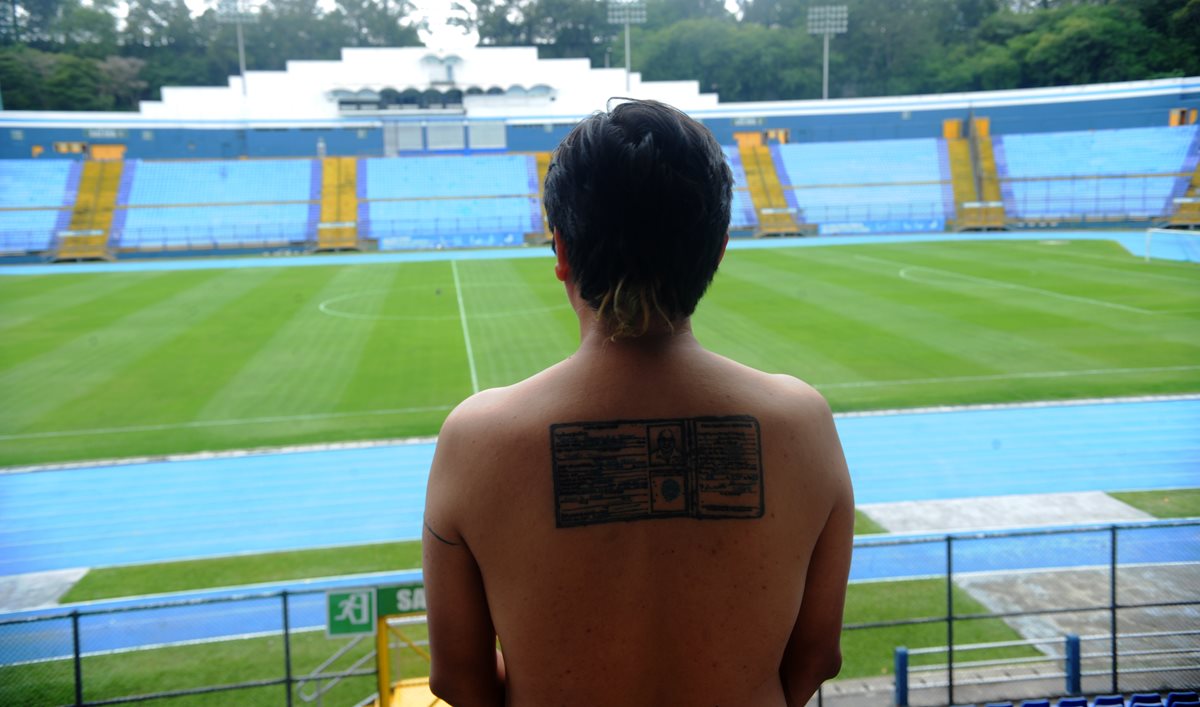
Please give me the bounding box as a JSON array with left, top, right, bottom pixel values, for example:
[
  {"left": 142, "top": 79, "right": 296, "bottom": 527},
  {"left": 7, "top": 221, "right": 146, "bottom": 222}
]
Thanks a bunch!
[
  {"left": 853, "top": 254, "right": 1157, "bottom": 315},
  {"left": 818, "top": 365, "right": 1200, "bottom": 390},
  {"left": 0, "top": 405, "right": 454, "bottom": 442},
  {"left": 3, "top": 372, "right": 1197, "bottom": 447},
  {"left": 1009, "top": 242, "right": 1200, "bottom": 283},
  {"left": 451, "top": 259, "right": 480, "bottom": 394},
  {"left": 833, "top": 392, "right": 1200, "bottom": 418}
]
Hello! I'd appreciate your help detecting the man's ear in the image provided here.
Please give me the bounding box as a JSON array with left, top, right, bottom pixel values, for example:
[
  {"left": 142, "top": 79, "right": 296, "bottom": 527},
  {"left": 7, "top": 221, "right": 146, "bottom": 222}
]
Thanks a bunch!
[
  {"left": 553, "top": 230, "right": 570, "bottom": 282},
  {"left": 718, "top": 232, "right": 730, "bottom": 264}
]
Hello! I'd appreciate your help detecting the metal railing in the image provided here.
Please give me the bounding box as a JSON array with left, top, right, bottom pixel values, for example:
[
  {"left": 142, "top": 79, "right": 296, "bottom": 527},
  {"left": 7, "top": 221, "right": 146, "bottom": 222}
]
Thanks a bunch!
[{"left": 1, "top": 520, "right": 1196, "bottom": 706}]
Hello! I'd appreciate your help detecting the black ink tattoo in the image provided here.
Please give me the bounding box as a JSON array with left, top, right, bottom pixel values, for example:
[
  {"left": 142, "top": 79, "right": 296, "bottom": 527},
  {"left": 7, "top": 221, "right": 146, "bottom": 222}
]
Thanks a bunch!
[
  {"left": 550, "top": 415, "right": 764, "bottom": 528},
  {"left": 424, "top": 520, "right": 461, "bottom": 546}
]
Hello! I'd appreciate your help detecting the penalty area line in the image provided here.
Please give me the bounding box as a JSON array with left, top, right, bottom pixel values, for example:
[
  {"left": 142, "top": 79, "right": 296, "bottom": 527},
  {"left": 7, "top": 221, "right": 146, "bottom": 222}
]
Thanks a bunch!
[{"left": 0, "top": 405, "right": 455, "bottom": 442}]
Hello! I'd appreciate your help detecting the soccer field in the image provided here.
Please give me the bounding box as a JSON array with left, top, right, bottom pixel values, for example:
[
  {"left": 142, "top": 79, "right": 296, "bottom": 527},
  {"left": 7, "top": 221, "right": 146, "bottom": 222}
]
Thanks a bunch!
[{"left": 1, "top": 237, "right": 1198, "bottom": 467}]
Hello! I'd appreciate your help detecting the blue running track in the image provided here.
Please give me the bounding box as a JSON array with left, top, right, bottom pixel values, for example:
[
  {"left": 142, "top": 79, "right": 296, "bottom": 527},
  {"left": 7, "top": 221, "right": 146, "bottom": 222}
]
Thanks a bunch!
[{"left": 2, "top": 399, "right": 1197, "bottom": 577}]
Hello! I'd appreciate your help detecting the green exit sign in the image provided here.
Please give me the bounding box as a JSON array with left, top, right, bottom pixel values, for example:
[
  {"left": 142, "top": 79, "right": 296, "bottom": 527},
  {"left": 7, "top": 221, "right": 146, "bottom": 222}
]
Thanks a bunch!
[
  {"left": 377, "top": 582, "right": 427, "bottom": 616},
  {"left": 325, "top": 582, "right": 426, "bottom": 637}
]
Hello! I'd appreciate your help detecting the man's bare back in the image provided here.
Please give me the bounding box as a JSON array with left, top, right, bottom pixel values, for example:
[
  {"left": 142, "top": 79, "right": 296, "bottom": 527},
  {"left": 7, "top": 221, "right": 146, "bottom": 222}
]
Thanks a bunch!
[{"left": 422, "top": 100, "right": 853, "bottom": 706}]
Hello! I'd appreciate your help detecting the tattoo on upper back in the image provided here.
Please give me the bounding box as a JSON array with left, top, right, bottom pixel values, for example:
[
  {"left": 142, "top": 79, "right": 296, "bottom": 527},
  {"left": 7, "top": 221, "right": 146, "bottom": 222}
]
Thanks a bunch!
[{"left": 550, "top": 415, "right": 764, "bottom": 529}]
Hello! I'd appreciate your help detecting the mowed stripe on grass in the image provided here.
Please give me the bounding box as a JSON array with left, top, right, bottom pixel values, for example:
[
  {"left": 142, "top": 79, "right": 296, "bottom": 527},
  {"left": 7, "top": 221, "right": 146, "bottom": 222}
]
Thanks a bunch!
[{"left": 0, "top": 239, "right": 1197, "bottom": 466}]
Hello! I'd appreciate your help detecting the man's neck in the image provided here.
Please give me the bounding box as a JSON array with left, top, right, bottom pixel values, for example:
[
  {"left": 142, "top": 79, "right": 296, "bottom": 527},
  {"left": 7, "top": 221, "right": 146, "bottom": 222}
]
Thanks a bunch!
[{"left": 575, "top": 316, "right": 702, "bottom": 359}]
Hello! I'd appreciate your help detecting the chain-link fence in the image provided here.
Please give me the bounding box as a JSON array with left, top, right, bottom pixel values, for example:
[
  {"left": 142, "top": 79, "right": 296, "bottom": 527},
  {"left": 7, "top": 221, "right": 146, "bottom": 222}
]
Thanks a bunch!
[{"left": 2, "top": 520, "right": 1196, "bottom": 707}]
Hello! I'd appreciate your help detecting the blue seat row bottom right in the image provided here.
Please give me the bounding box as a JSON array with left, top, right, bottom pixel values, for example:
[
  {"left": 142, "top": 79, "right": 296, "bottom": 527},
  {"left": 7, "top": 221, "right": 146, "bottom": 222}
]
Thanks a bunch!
[{"left": 976, "top": 690, "right": 1199, "bottom": 707}]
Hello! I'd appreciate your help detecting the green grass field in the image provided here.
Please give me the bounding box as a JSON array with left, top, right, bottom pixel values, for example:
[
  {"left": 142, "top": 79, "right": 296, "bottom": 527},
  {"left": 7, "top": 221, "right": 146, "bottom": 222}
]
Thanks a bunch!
[{"left": 2, "top": 238, "right": 1198, "bottom": 467}]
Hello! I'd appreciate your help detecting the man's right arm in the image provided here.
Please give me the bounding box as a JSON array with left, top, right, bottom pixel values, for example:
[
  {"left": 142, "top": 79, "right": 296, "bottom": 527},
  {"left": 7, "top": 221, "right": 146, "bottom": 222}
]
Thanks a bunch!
[
  {"left": 423, "top": 402, "right": 506, "bottom": 706},
  {"left": 779, "top": 398, "right": 855, "bottom": 706}
]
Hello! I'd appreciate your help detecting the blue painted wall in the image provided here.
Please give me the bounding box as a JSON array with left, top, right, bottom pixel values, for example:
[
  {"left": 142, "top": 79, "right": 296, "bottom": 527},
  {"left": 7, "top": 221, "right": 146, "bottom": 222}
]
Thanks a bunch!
[{"left": 3, "top": 86, "right": 1196, "bottom": 160}]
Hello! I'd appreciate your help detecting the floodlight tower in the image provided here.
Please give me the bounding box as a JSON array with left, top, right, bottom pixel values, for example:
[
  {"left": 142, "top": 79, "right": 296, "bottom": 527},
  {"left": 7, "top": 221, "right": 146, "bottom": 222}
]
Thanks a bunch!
[
  {"left": 217, "top": 0, "right": 258, "bottom": 97},
  {"left": 607, "top": 0, "right": 646, "bottom": 93},
  {"left": 807, "top": 5, "right": 848, "bottom": 101}
]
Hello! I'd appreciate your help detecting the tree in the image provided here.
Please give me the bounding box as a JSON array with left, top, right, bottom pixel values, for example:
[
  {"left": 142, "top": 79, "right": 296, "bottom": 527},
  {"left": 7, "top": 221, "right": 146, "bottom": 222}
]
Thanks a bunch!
[
  {"left": 97, "top": 55, "right": 147, "bottom": 109},
  {"left": 336, "top": 0, "right": 420, "bottom": 47},
  {"left": 0, "top": 45, "right": 50, "bottom": 108},
  {"left": 474, "top": 0, "right": 617, "bottom": 63},
  {"left": 638, "top": 19, "right": 819, "bottom": 101},
  {"left": 1016, "top": 5, "right": 1165, "bottom": 85},
  {"left": 52, "top": 0, "right": 119, "bottom": 58},
  {"left": 44, "top": 52, "right": 111, "bottom": 109}
]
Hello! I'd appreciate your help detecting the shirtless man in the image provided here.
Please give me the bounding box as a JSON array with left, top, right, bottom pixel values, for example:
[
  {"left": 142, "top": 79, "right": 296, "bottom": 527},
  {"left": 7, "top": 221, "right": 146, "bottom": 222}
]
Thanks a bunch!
[{"left": 422, "top": 99, "right": 854, "bottom": 706}]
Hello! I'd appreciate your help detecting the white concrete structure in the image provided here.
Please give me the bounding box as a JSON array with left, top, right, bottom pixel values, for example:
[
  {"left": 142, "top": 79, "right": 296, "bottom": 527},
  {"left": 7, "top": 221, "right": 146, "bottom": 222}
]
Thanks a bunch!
[{"left": 135, "top": 46, "right": 719, "bottom": 122}]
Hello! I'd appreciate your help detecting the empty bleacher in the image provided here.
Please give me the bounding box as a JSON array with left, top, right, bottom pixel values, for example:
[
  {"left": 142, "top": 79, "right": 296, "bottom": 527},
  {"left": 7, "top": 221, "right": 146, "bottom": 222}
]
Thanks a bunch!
[
  {"left": 362, "top": 154, "right": 541, "bottom": 248},
  {"left": 115, "top": 159, "right": 318, "bottom": 249},
  {"left": 0, "top": 160, "right": 78, "bottom": 253},
  {"left": 995, "top": 125, "right": 1199, "bottom": 221},
  {"left": 771, "top": 138, "right": 954, "bottom": 233},
  {"left": 720, "top": 146, "right": 760, "bottom": 231},
  {"left": 6, "top": 123, "right": 1198, "bottom": 258}
]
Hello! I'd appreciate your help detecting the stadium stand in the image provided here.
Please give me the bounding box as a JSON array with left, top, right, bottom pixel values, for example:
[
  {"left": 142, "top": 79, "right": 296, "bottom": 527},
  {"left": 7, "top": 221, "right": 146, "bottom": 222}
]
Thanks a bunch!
[
  {"left": 995, "top": 125, "right": 1200, "bottom": 221},
  {"left": 0, "top": 160, "right": 77, "bottom": 253},
  {"left": 720, "top": 145, "right": 760, "bottom": 231},
  {"left": 771, "top": 137, "right": 954, "bottom": 234},
  {"left": 361, "top": 153, "right": 541, "bottom": 248},
  {"left": 115, "top": 159, "right": 318, "bottom": 249}
]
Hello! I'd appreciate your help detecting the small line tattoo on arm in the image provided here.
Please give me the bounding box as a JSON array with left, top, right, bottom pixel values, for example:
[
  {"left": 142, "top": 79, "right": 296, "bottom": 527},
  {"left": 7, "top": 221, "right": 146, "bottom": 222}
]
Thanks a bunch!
[
  {"left": 424, "top": 520, "right": 462, "bottom": 546},
  {"left": 549, "top": 415, "right": 764, "bottom": 529}
]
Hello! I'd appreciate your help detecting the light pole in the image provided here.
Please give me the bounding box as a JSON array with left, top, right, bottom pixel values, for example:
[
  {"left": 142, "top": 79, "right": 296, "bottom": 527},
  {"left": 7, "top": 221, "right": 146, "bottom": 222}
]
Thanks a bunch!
[
  {"left": 807, "top": 5, "right": 848, "bottom": 101},
  {"left": 607, "top": 0, "right": 646, "bottom": 93},
  {"left": 217, "top": 0, "right": 258, "bottom": 97}
]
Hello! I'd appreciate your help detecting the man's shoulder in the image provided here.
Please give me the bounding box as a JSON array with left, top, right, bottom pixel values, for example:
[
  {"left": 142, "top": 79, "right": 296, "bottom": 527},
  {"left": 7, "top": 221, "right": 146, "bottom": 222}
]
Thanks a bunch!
[
  {"left": 437, "top": 365, "right": 564, "bottom": 446},
  {"left": 708, "top": 354, "right": 833, "bottom": 418}
]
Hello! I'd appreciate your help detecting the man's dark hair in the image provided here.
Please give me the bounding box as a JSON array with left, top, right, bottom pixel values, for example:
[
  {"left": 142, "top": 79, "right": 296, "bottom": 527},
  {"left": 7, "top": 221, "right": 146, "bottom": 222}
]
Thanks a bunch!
[{"left": 544, "top": 99, "right": 733, "bottom": 338}]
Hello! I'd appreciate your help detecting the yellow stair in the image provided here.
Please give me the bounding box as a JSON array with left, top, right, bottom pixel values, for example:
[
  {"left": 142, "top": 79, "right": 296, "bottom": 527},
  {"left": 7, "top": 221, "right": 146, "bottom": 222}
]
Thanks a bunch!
[
  {"left": 1169, "top": 163, "right": 1200, "bottom": 227},
  {"left": 57, "top": 160, "right": 121, "bottom": 261},
  {"left": 946, "top": 137, "right": 978, "bottom": 221},
  {"left": 317, "top": 156, "right": 359, "bottom": 250},
  {"left": 531, "top": 151, "right": 553, "bottom": 243},
  {"left": 740, "top": 144, "right": 799, "bottom": 235},
  {"left": 958, "top": 130, "right": 1007, "bottom": 230}
]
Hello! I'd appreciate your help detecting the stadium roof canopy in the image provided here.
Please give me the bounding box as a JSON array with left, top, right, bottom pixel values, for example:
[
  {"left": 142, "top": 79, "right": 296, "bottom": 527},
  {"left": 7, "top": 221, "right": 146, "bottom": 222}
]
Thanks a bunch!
[{"left": 132, "top": 46, "right": 718, "bottom": 122}]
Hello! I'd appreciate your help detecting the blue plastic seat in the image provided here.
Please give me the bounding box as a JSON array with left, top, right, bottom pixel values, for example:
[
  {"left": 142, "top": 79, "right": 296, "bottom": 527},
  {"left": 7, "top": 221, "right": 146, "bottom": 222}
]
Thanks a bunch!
[
  {"left": 1167, "top": 694, "right": 1199, "bottom": 707},
  {"left": 985, "top": 703, "right": 1014, "bottom": 707},
  {"left": 1022, "top": 700, "right": 1051, "bottom": 707},
  {"left": 1059, "top": 699, "right": 1088, "bottom": 707},
  {"left": 1093, "top": 697, "right": 1126, "bottom": 707},
  {"left": 1167, "top": 702, "right": 1199, "bottom": 707},
  {"left": 1130, "top": 694, "right": 1163, "bottom": 706}
]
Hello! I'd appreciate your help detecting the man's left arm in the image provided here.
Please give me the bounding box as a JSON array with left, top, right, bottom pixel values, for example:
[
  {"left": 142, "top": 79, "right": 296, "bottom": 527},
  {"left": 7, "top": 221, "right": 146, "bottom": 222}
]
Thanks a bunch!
[{"left": 423, "top": 409, "right": 505, "bottom": 706}]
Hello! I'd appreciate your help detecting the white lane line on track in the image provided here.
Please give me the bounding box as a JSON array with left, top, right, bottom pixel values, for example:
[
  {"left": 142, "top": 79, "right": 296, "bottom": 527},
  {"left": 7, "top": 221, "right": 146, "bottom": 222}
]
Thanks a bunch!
[
  {"left": 818, "top": 365, "right": 1200, "bottom": 390},
  {"left": 451, "top": 259, "right": 480, "bottom": 394},
  {"left": 0, "top": 406, "right": 454, "bottom": 442},
  {"left": 853, "top": 254, "right": 1157, "bottom": 315}
]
